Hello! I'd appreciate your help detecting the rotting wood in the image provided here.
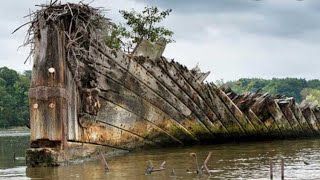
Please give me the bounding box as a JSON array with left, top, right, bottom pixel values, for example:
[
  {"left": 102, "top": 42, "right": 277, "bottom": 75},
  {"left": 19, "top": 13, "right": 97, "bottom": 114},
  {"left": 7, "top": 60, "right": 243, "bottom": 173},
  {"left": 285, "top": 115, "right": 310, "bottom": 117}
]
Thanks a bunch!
[
  {"left": 212, "top": 85, "right": 257, "bottom": 135},
  {"left": 300, "top": 103, "right": 320, "bottom": 134},
  {"left": 90, "top": 45, "right": 214, "bottom": 141},
  {"left": 155, "top": 58, "right": 231, "bottom": 138},
  {"left": 21, "top": 2, "right": 320, "bottom": 167},
  {"left": 135, "top": 57, "right": 219, "bottom": 141},
  {"left": 277, "top": 99, "right": 306, "bottom": 136},
  {"left": 268, "top": 100, "right": 296, "bottom": 137}
]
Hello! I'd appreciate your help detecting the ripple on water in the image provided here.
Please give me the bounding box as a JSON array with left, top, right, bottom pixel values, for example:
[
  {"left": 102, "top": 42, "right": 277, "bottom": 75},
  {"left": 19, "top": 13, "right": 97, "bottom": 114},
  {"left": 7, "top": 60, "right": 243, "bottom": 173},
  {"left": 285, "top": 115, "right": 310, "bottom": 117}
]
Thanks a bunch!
[
  {"left": 0, "top": 167, "right": 28, "bottom": 180},
  {"left": 2, "top": 134, "right": 320, "bottom": 179}
]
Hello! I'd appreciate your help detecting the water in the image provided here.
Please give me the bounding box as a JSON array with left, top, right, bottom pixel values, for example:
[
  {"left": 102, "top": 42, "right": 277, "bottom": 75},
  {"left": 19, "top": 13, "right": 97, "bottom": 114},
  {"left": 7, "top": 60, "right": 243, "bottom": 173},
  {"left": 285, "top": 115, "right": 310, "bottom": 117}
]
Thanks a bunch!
[
  {"left": 0, "top": 130, "right": 30, "bottom": 179},
  {"left": 1, "top": 130, "right": 320, "bottom": 180}
]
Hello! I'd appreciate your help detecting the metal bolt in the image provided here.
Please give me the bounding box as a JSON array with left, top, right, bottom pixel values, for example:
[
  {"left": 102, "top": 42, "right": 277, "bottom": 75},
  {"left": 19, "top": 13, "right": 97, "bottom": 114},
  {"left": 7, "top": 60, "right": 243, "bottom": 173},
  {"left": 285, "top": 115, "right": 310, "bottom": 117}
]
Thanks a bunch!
[
  {"left": 33, "top": 103, "right": 38, "bottom": 109},
  {"left": 49, "top": 103, "right": 55, "bottom": 108},
  {"left": 48, "top": 67, "right": 55, "bottom": 74}
]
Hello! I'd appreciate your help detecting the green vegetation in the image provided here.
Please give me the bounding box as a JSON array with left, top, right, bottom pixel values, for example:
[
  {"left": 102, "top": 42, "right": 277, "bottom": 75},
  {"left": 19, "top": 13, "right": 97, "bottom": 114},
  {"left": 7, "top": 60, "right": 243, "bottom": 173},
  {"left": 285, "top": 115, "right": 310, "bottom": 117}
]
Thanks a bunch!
[
  {"left": 224, "top": 78, "right": 320, "bottom": 104},
  {"left": 0, "top": 67, "right": 30, "bottom": 128},
  {"left": 301, "top": 88, "right": 320, "bottom": 106},
  {"left": 105, "top": 6, "right": 174, "bottom": 52}
]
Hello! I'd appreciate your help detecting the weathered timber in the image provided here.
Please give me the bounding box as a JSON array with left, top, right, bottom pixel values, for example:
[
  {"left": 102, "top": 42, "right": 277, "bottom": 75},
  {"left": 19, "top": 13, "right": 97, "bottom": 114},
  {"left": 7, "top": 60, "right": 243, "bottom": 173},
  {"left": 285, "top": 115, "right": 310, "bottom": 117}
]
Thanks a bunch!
[
  {"left": 267, "top": 100, "right": 296, "bottom": 137},
  {"left": 155, "top": 58, "right": 231, "bottom": 138},
  {"left": 234, "top": 93, "right": 284, "bottom": 138},
  {"left": 290, "top": 102, "right": 316, "bottom": 136},
  {"left": 93, "top": 61, "right": 202, "bottom": 141},
  {"left": 277, "top": 98, "right": 309, "bottom": 136},
  {"left": 300, "top": 102, "right": 320, "bottom": 134},
  {"left": 223, "top": 89, "right": 270, "bottom": 137},
  {"left": 136, "top": 57, "right": 222, "bottom": 141},
  {"left": 171, "top": 62, "right": 245, "bottom": 138},
  {"left": 210, "top": 84, "right": 257, "bottom": 135},
  {"left": 313, "top": 107, "right": 320, "bottom": 125},
  {"left": 24, "top": 3, "right": 320, "bottom": 166},
  {"left": 246, "top": 109, "right": 270, "bottom": 137}
]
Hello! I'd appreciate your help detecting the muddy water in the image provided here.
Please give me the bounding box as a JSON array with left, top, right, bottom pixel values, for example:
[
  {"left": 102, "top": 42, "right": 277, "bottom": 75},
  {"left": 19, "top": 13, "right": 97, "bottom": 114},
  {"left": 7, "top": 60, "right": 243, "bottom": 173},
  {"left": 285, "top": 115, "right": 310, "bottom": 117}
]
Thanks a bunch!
[{"left": 1, "top": 131, "right": 320, "bottom": 180}]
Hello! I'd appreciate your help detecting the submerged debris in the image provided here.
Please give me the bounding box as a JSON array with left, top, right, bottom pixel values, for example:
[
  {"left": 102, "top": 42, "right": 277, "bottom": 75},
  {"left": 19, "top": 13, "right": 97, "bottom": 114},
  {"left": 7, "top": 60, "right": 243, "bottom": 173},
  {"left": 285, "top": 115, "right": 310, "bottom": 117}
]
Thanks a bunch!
[{"left": 145, "top": 160, "right": 166, "bottom": 175}]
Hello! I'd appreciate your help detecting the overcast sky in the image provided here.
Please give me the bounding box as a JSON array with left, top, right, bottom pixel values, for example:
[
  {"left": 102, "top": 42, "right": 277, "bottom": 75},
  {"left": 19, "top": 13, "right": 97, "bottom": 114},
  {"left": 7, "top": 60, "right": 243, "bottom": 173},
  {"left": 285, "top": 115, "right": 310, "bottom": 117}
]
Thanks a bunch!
[{"left": 1, "top": 0, "right": 320, "bottom": 82}]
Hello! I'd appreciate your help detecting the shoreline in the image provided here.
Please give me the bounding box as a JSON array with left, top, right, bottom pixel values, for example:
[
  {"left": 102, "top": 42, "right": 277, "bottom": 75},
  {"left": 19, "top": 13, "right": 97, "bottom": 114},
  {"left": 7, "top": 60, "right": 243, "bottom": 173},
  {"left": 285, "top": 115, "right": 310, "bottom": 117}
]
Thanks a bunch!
[{"left": 0, "top": 126, "right": 30, "bottom": 131}]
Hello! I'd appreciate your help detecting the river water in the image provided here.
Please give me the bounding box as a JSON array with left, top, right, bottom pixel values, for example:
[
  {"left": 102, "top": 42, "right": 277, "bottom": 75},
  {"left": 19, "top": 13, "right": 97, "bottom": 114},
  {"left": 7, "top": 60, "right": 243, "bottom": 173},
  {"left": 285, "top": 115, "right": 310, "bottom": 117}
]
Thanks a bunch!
[{"left": 1, "top": 130, "right": 320, "bottom": 179}]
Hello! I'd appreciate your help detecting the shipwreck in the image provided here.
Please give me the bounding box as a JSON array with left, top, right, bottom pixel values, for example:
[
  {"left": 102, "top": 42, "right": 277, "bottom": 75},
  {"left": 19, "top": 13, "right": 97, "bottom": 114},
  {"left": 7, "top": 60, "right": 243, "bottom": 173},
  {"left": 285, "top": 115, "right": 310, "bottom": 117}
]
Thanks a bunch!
[{"left": 24, "top": 3, "right": 320, "bottom": 167}]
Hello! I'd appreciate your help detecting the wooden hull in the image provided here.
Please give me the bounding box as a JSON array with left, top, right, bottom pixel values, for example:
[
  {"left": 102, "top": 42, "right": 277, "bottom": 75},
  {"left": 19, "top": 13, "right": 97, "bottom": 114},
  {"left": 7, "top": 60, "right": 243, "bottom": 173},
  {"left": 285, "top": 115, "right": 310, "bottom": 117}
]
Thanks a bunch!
[{"left": 26, "top": 3, "right": 320, "bottom": 167}]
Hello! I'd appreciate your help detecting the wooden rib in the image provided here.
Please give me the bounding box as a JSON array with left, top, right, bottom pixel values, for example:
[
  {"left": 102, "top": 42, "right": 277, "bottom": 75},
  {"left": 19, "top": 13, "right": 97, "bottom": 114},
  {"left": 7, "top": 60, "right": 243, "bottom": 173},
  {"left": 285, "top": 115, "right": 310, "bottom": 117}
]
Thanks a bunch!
[
  {"left": 170, "top": 62, "right": 245, "bottom": 138},
  {"left": 135, "top": 57, "right": 222, "bottom": 140},
  {"left": 206, "top": 85, "right": 247, "bottom": 137},
  {"left": 267, "top": 101, "right": 296, "bottom": 137},
  {"left": 313, "top": 107, "right": 320, "bottom": 128},
  {"left": 301, "top": 107, "right": 320, "bottom": 134},
  {"left": 290, "top": 103, "right": 315, "bottom": 136},
  {"left": 154, "top": 59, "right": 231, "bottom": 138},
  {"left": 211, "top": 85, "right": 257, "bottom": 135},
  {"left": 277, "top": 102, "right": 306, "bottom": 136},
  {"left": 87, "top": 48, "right": 213, "bottom": 141},
  {"left": 246, "top": 109, "right": 270, "bottom": 137},
  {"left": 94, "top": 68, "right": 198, "bottom": 143},
  {"left": 250, "top": 97, "right": 284, "bottom": 138}
]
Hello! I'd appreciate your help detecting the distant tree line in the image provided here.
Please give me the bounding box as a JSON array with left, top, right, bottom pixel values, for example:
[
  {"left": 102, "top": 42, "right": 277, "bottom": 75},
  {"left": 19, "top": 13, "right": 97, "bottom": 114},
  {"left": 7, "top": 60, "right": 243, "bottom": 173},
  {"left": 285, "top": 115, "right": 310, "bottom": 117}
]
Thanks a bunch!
[
  {"left": 224, "top": 78, "right": 320, "bottom": 105},
  {"left": 0, "top": 67, "right": 30, "bottom": 128}
]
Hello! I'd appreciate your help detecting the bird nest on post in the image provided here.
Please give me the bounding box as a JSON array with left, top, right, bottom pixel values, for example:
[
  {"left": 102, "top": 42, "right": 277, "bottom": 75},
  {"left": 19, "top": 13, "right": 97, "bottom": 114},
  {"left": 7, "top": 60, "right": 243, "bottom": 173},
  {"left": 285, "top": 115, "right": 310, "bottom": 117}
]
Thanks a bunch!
[{"left": 16, "top": 1, "right": 114, "bottom": 89}]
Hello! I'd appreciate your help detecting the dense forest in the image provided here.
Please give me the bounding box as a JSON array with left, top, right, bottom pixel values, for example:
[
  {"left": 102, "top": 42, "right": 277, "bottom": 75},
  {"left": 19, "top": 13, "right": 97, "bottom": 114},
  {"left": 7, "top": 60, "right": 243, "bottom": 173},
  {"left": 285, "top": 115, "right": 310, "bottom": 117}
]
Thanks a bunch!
[
  {"left": 224, "top": 78, "right": 320, "bottom": 105},
  {"left": 0, "top": 67, "right": 30, "bottom": 128}
]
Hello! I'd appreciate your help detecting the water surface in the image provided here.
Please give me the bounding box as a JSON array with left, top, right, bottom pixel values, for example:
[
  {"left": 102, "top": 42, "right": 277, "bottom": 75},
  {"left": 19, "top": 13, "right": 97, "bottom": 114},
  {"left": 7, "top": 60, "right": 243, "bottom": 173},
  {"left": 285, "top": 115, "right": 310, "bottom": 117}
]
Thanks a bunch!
[{"left": 1, "top": 130, "right": 320, "bottom": 179}]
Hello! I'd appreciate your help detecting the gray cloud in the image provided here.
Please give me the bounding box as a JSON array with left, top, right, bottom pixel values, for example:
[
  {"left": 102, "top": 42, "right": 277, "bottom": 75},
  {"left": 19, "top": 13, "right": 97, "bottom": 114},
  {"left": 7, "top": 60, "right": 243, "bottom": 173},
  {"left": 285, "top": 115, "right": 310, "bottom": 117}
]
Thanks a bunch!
[
  {"left": 0, "top": 0, "right": 319, "bottom": 81},
  {"left": 138, "top": 0, "right": 320, "bottom": 41}
]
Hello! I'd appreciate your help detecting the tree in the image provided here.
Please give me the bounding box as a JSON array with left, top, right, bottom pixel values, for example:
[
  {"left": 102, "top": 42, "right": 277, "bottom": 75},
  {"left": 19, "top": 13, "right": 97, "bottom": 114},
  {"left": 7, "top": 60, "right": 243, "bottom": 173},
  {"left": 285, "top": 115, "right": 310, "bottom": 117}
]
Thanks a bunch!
[
  {"left": 0, "top": 67, "right": 31, "bottom": 128},
  {"left": 105, "top": 6, "right": 174, "bottom": 52},
  {"left": 225, "top": 78, "right": 320, "bottom": 102},
  {"left": 0, "top": 67, "right": 19, "bottom": 87},
  {"left": 301, "top": 88, "right": 320, "bottom": 106}
]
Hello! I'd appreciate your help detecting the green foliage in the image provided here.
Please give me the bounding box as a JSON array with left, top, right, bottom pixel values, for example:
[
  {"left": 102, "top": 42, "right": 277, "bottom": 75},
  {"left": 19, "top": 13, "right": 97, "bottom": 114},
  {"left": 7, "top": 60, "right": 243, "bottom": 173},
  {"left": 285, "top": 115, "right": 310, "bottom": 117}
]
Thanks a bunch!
[
  {"left": 225, "top": 78, "right": 320, "bottom": 102},
  {"left": 301, "top": 88, "right": 320, "bottom": 106},
  {"left": 105, "top": 6, "right": 174, "bottom": 52},
  {"left": 0, "top": 67, "right": 31, "bottom": 128},
  {"left": 104, "top": 25, "right": 125, "bottom": 50}
]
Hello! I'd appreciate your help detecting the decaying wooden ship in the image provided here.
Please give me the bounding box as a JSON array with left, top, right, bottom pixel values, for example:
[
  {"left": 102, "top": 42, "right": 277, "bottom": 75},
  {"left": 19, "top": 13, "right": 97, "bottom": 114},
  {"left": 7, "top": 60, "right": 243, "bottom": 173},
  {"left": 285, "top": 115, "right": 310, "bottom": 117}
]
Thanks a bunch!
[{"left": 25, "top": 3, "right": 320, "bottom": 167}]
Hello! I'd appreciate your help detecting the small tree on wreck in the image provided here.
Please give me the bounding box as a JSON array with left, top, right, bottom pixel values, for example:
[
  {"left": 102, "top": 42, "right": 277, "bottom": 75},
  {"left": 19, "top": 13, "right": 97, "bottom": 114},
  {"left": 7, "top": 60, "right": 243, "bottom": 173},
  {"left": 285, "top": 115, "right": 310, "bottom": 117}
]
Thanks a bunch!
[{"left": 105, "top": 6, "right": 174, "bottom": 53}]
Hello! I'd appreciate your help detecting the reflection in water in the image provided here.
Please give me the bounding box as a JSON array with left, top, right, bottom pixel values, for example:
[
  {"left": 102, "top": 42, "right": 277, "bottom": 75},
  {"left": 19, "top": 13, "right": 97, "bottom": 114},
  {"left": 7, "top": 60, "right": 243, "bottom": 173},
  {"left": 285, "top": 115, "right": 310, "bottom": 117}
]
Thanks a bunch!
[
  {"left": 0, "top": 130, "right": 29, "bottom": 180},
  {"left": 0, "top": 132, "right": 29, "bottom": 169},
  {"left": 2, "top": 130, "right": 320, "bottom": 179}
]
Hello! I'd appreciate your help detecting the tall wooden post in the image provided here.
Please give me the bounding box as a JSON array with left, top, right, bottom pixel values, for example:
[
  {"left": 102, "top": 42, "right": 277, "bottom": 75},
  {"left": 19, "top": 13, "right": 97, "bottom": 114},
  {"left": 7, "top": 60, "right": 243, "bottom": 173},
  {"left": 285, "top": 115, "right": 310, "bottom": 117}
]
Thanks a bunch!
[{"left": 27, "top": 19, "right": 68, "bottom": 166}]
